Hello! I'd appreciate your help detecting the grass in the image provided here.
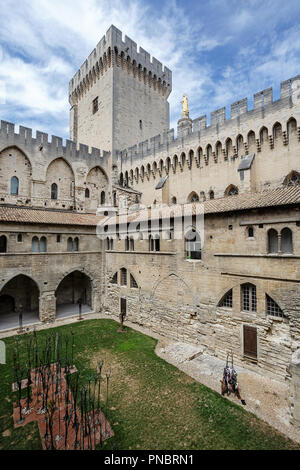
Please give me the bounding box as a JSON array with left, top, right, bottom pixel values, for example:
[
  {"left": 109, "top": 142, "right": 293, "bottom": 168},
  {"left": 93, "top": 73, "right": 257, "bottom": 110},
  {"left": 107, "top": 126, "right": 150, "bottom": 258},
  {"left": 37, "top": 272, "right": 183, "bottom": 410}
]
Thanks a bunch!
[{"left": 0, "top": 318, "right": 299, "bottom": 450}]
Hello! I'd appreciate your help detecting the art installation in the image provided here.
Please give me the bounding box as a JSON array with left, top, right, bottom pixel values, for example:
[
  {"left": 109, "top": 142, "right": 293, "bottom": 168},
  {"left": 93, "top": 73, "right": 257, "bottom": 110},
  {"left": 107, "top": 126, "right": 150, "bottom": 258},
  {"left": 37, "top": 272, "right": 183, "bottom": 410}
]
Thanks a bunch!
[{"left": 12, "top": 330, "right": 114, "bottom": 450}]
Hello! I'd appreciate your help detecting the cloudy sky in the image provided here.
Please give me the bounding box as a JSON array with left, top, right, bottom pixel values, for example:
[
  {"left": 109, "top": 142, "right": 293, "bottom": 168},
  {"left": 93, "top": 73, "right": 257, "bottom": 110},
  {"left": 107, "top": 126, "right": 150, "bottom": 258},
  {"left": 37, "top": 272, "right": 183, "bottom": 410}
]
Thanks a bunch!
[{"left": 0, "top": 0, "right": 299, "bottom": 141}]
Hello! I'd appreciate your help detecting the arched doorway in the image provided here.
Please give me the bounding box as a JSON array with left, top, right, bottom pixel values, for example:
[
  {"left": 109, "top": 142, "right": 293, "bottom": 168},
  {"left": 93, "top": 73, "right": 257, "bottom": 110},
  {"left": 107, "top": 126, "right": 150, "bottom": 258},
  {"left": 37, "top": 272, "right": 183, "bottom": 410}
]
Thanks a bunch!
[
  {"left": 0, "top": 275, "right": 40, "bottom": 330},
  {"left": 55, "top": 271, "right": 93, "bottom": 319}
]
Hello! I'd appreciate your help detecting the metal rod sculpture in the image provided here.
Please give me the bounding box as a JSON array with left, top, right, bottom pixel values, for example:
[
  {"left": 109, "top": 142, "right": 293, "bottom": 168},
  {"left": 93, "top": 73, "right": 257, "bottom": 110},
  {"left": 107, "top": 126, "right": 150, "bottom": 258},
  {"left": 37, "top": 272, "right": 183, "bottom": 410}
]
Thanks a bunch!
[{"left": 12, "top": 331, "right": 111, "bottom": 450}]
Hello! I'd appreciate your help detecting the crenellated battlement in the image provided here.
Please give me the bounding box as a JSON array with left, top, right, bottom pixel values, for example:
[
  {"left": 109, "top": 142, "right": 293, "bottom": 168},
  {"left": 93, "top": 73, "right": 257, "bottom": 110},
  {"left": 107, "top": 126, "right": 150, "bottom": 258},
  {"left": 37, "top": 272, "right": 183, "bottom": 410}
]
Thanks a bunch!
[
  {"left": 117, "top": 74, "right": 300, "bottom": 165},
  {"left": 69, "top": 25, "right": 172, "bottom": 103},
  {"left": 0, "top": 120, "right": 110, "bottom": 163}
]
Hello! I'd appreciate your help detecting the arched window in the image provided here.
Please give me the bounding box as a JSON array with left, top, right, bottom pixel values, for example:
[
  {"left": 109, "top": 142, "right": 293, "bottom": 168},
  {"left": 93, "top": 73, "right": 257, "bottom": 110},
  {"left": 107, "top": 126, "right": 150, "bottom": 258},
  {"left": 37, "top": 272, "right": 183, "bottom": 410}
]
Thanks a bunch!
[
  {"left": 32, "top": 236, "right": 39, "bottom": 253},
  {"left": 181, "top": 153, "right": 186, "bottom": 167},
  {"left": 206, "top": 144, "right": 212, "bottom": 161},
  {"left": 67, "top": 237, "right": 73, "bottom": 252},
  {"left": 197, "top": 147, "right": 203, "bottom": 164},
  {"left": 225, "top": 138, "right": 232, "bottom": 158},
  {"left": 0, "top": 235, "right": 7, "bottom": 253},
  {"left": 266, "top": 294, "right": 285, "bottom": 318},
  {"left": 287, "top": 117, "right": 297, "bottom": 141},
  {"left": 51, "top": 183, "right": 58, "bottom": 200},
  {"left": 110, "top": 238, "right": 114, "bottom": 251},
  {"left": 130, "top": 274, "right": 138, "bottom": 288},
  {"left": 209, "top": 190, "right": 214, "bottom": 200},
  {"left": 268, "top": 229, "right": 278, "bottom": 253},
  {"left": 188, "top": 192, "right": 199, "bottom": 203},
  {"left": 111, "top": 272, "right": 118, "bottom": 284},
  {"left": 248, "top": 227, "right": 254, "bottom": 238},
  {"left": 141, "top": 166, "right": 145, "bottom": 179},
  {"left": 120, "top": 268, "right": 127, "bottom": 286},
  {"left": 40, "top": 236, "right": 47, "bottom": 253},
  {"left": 236, "top": 134, "right": 244, "bottom": 153},
  {"left": 225, "top": 185, "right": 238, "bottom": 196},
  {"left": 188, "top": 150, "right": 194, "bottom": 167},
  {"left": 173, "top": 155, "right": 178, "bottom": 171},
  {"left": 281, "top": 228, "right": 293, "bottom": 253},
  {"left": 11, "top": 176, "right": 19, "bottom": 195},
  {"left": 259, "top": 127, "right": 268, "bottom": 144},
  {"left": 85, "top": 188, "right": 90, "bottom": 198},
  {"left": 185, "top": 228, "right": 201, "bottom": 260},
  {"left": 166, "top": 158, "right": 171, "bottom": 173},
  {"left": 149, "top": 235, "right": 154, "bottom": 252},
  {"left": 241, "top": 283, "right": 256, "bottom": 312},
  {"left": 247, "top": 130, "right": 256, "bottom": 148},
  {"left": 215, "top": 141, "right": 222, "bottom": 158},
  {"left": 101, "top": 191, "right": 106, "bottom": 205},
  {"left": 125, "top": 236, "right": 129, "bottom": 251},
  {"left": 106, "top": 237, "right": 110, "bottom": 250},
  {"left": 171, "top": 196, "right": 177, "bottom": 205},
  {"left": 218, "top": 289, "right": 233, "bottom": 308},
  {"left": 119, "top": 173, "right": 124, "bottom": 186},
  {"left": 154, "top": 234, "right": 160, "bottom": 252},
  {"left": 130, "top": 237, "right": 135, "bottom": 251},
  {"left": 273, "top": 122, "right": 282, "bottom": 140},
  {"left": 283, "top": 170, "right": 300, "bottom": 186},
  {"left": 74, "top": 237, "right": 79, "bottom": 252}
]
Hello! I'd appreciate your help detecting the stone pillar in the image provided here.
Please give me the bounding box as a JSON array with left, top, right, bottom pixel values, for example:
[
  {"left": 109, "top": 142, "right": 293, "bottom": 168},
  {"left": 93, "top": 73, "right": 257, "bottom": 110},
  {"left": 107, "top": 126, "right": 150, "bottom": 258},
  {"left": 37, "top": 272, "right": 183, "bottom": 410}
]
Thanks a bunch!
[
  {"left": 92, "top": 281, "right": 101, "bottom": 313},
  {"left": 39, "top": 291, "right": 56, "bottom": 322},
  {"left": 289, "top": 349, "right": 300, "bottom": 428}
]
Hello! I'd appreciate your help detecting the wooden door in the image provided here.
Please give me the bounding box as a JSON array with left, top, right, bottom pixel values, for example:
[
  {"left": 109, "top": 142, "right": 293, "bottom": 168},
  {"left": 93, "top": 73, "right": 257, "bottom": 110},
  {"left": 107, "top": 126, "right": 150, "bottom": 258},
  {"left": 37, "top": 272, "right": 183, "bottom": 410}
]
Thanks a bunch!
[{"left": 243, "top": 325, "right": 257, "bottom": 359}]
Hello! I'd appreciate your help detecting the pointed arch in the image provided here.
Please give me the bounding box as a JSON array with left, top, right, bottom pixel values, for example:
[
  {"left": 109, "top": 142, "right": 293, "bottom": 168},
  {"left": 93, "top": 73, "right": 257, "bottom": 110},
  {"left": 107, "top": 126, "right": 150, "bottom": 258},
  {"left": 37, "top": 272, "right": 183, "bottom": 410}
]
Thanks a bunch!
[
  {"left": 85, "top": 165, "right": 108, "bottom": 212},
  {"left": 187, "top": 191, "right": 199, "bottom": 203},
  {"left": 0, "top": 146, "right": 32, "bottom": 199},
  {"left": 218, "top": 289, "right": 233, "bottom": 308},
  {"left": 224, "top": 184, "right": 238, "bottom": 196}
]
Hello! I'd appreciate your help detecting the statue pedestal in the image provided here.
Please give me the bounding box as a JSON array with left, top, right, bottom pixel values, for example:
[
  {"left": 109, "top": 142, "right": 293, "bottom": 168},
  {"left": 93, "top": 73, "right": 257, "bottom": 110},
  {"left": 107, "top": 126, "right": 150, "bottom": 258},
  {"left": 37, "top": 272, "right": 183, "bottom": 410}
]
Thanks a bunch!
[{"left": 177, "top": 116, "right": 193, "bottom": 139}]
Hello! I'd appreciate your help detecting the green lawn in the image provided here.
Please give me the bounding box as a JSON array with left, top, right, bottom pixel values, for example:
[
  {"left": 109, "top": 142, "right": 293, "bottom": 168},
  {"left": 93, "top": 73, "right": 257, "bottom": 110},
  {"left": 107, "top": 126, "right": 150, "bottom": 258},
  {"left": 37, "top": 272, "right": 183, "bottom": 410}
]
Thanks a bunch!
[{"left": 0, "top": 319, "right": 299, "bottom": 450}]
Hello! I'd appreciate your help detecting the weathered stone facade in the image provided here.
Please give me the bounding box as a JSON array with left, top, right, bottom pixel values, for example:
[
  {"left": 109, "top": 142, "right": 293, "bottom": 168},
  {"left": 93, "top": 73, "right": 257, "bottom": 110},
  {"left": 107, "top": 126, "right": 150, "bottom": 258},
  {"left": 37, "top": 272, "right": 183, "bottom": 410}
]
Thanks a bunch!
[{"left": 0, "top": 24, "right": 300, "bottom": 429}]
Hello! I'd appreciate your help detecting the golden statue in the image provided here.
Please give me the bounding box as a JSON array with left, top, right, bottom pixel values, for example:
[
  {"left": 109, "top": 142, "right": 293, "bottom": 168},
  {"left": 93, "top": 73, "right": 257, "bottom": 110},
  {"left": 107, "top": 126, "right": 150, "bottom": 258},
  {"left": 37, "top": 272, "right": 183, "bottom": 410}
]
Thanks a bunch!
[{"left": 181, "top": 94, "right": 189, "bottom": 118}]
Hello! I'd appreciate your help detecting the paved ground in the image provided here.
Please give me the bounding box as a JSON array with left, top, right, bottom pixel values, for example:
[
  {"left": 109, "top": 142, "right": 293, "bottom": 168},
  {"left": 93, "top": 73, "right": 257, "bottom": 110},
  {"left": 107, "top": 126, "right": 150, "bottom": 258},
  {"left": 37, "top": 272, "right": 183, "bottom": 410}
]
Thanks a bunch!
[
  {"left": 1, "top": 311, "right": 299, "bottom": 444},
  {"left": 155, "top": 339, "right": 300, "bottom": 444},
  {"left": 0, "top": 303, "right": 91, "bottom": 332}
]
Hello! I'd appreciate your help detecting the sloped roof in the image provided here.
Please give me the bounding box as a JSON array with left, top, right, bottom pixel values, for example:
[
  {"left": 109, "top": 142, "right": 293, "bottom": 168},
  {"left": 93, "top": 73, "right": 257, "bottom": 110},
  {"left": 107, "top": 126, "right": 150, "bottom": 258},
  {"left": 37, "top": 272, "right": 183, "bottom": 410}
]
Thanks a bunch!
[
  {"left": 107, "top": 186, "right": 300, "bottom": 226},
  {"left": 0, "top": 206, "right": 103, "bottom": 226},
  {"left": 203, "top": 186, "right": 300, "bottom": 214}
]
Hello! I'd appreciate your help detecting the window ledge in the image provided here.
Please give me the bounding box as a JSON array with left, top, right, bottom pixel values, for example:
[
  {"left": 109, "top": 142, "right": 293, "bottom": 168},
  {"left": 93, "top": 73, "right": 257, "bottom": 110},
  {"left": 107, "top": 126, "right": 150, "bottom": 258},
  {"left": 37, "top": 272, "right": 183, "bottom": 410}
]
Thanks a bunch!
[{"left": 185, "top": 259, "right": 203, "bottom": 263}]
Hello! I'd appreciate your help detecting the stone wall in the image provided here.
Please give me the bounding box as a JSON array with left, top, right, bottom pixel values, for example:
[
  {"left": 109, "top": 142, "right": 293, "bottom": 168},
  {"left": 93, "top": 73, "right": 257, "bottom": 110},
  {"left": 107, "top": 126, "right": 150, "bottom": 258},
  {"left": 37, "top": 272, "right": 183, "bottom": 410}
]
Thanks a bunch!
[
  {"left": 103, "top": 205, "right": 300, "bottom": 380},
  {"left": 0, "top": 121, "right": 111, "bottom": 213},
  {"left": 118, "top": 75, "right": 300, "bottom": 207}
]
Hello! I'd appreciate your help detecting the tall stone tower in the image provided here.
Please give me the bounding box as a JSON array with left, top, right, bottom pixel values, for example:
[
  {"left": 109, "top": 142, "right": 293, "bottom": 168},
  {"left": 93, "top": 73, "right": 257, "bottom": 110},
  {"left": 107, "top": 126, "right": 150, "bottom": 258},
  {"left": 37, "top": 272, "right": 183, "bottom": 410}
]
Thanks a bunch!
[{"left": 69, "top": 25, "right": 172, "bottom": 155}]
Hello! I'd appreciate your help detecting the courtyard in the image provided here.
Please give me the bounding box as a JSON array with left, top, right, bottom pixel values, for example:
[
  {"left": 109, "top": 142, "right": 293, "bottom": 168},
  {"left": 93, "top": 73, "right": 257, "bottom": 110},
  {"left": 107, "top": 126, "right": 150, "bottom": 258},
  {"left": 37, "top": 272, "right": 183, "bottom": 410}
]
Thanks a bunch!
[{"left": 0, "top": 318, "right": 299, "bottom": 450}]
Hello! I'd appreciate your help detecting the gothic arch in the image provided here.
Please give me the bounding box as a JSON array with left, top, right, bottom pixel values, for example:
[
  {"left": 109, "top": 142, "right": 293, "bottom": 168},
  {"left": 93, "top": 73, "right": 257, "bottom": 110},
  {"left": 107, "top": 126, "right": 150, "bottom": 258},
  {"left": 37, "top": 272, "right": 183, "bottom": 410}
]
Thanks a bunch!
[
  {"left": 0, "top": 272, "right": 41, "bottom": 293},
  {"left": 85, "top": 165, "right": 108, "bottom": 212},
  {"left": 55, "top": 267, "right": 95, "bottom": 291},
  {"left": 225, "top": 184, "right": 239, "bottom": 196},
  {"left": 0, "top": 146, "right": 32, "bottom": 199},
  {"left": 46, "top": 158, "right": 75, "bottom": 205}
]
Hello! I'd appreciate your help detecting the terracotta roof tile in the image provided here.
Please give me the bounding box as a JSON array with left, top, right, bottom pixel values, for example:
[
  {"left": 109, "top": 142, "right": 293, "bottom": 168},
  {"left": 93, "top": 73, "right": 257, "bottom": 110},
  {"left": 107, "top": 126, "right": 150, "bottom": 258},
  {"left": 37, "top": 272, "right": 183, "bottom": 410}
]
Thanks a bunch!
[{"left": 0, "top": 206, "right": 103, "bottom": 226}]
